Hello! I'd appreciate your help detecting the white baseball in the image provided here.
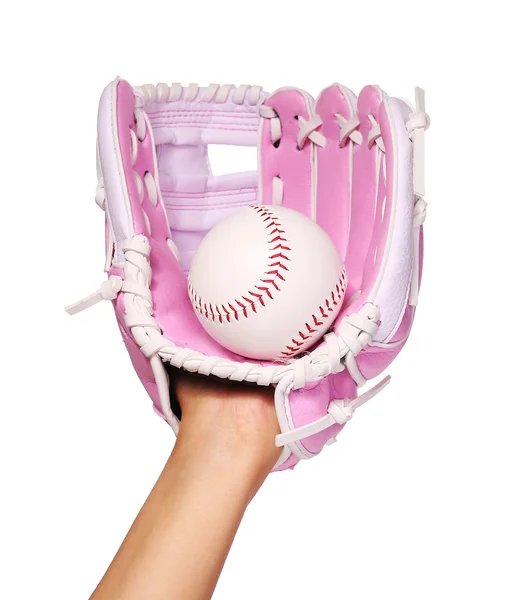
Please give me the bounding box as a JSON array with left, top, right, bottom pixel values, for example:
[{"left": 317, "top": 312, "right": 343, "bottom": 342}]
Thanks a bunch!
[{"left": 188, "top": 205, "right": 347, "bottom": 360}]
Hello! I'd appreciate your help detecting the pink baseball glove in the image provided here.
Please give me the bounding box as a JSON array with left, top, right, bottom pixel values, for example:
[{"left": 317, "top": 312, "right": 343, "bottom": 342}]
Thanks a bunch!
[{"left": 68, "top": 78, "right": 430, "bottom": 471}]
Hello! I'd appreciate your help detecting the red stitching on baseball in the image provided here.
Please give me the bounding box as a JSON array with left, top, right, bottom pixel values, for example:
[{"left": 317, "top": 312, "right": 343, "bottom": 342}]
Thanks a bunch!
[
  {"left": 279, "top": 269, "right": 347, "bottom": 358},
  {"left": 188, "top": 207, "right": 347, "bottom": 359},
  {"left": 188, "top": 206, "right": 289, "bottom": 322}
]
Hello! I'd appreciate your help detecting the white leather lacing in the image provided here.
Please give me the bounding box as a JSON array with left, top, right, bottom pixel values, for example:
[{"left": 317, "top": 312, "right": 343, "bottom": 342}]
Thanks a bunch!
[
  {"left": 272, "top": 176, "right": 284, "bottom": 205},
  {"left": 134, "top": 82, "right": 265, "bottom": 106},
  {"left": 120, "top": 234, "right": 378, "bottom": 388},
  {"left": 67, "top": 230, "right": 380, "bottom": 383},
  {"left": 65, "top": 276, "right": 123, "bottom": 315},
  {"left": 366, "top": 112, "right": 388, "bottom": 261},
  {"left": 297, "top": 115, "right": 326, "bottom": 150},
  {"left": 259, "top": 105, "right": 381, "bottom": 153},
  {"left": 335, "top": 114, "right": 363, "bottom": 147},
  {"left": 259, "top": 106, "right": 282, "bottom": 143},
  {"left": 259, "top": 106, "right": 327, "bottom": 149},
  {"left": 367, "top": 114, "right": 386, "bottom": 152},
  {"left": 276, "top": 375, "right": 391, "bottom": 447},
  {"left": 407, "top": 87, "right": 430, "bottom": 306},
  {"left": 134, "top": 107, "right": 147, "bottom": 141}
]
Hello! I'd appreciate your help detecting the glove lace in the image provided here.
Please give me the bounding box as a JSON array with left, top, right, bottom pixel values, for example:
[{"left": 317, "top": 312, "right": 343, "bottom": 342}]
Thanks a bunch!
[{"left": 407, "top": 87, "right": 430, "bottom": 306}]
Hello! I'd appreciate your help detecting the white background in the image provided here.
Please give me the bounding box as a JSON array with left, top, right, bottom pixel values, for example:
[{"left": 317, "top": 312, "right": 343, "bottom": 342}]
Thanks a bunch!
[{"left": 2, "top": 1, "right": 523, "bottom": 598}]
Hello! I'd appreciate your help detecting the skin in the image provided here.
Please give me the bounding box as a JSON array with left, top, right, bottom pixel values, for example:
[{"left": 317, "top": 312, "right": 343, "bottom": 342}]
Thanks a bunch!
[{"left": 90, "top": 372, "right": 282, "bottom": 600}]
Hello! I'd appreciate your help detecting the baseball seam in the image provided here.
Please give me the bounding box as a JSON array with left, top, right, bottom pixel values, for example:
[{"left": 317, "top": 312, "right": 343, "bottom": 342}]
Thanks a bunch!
[
  {"left": 188, "top": 205, "right": 347, "bottom": 358},
  {"left": 188, "top": 205, "right": 289, "bottom": 321},
  {"left": 279, "top": 269, "right": 347, "bottom": 357}
]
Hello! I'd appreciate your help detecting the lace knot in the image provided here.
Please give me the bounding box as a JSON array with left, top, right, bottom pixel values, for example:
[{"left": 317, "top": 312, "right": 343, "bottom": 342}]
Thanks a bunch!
[
  {"left": 65, "top": 275, "right": 123, "bottom": 316},
  {"left": 335, "top": 114, "right": 362, "bottom": 147},
  {"left": 328, "top": 399, "right": 354, "bottom": 425},
  {"left": 100, "top": 276, "right": 123, "bottom": 300},
  {"left": 275, "top": 376, "right": 391, "bottom": 448},
  {"left": 413, "top": 197, "right": 428, "bottom": 228},
  {"left": 408, "top": 87, "right": 430, "bottom": 307},
  {"left": 259, "top": 105, "right": 282, "bottom": 145},
  {"left": 297, "top": 115, "right": 326, "bottom": 149},
  {"left": 367, "top": 115, "right": 385, "bottom": 152},
  {"left": 407, "top": 112, "right": 431, "bottom": 136}
]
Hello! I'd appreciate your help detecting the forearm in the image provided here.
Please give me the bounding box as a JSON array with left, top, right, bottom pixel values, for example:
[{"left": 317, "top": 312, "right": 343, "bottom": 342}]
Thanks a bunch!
[{"left": 90, "top": 422, "right": 273, "bottom": 600}]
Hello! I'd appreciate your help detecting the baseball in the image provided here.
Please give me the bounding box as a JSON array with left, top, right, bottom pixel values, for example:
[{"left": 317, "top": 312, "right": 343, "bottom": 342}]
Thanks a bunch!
[{"left": 188, "top": 205, "right": 347, "bottom": 360}]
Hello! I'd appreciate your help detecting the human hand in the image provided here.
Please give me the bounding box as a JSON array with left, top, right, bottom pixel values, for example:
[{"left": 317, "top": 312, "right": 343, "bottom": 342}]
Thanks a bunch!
[{"left": 173, "top": 371, "right": 282, "bottom": 485}]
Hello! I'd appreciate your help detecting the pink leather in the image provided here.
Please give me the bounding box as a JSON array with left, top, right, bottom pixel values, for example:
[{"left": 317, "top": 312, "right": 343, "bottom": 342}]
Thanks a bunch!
[
  {"left": 360, "top": 92, "right": 390, "bottom": 296},
  {"left": 260, "top": 89, "right": 315, "bottom": 217},
  {"left": 118, "top": 302, "right": 164, "bottom": 418},
  {"left": 111, "top": 267, "right": 164, "bottom": 417},
  {"left": 101, "top": 79, "right": 424, "bottom": 471},
  {"left": 314, "top": 84, "right": 355, "bottom": 258},
  {"left": 343, "top": 86, "right": 384, "bottom": 299},
  {"left": 358, "top": 343, "right": 406, "bottom": 381},
  {"left": 274, "top": 453, "right": 300, "bottom": 472},
  {"left": 288, "top": 380, "right": 343, "bottom": 456},
  {"left": 149, "top": 236, "right": 243, "bottom": 358}
]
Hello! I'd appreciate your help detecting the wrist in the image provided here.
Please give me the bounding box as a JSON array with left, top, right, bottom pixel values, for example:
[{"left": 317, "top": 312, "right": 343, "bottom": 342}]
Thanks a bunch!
[{"left": 171, "top": 417, "right": 280, "bottom": 494}]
